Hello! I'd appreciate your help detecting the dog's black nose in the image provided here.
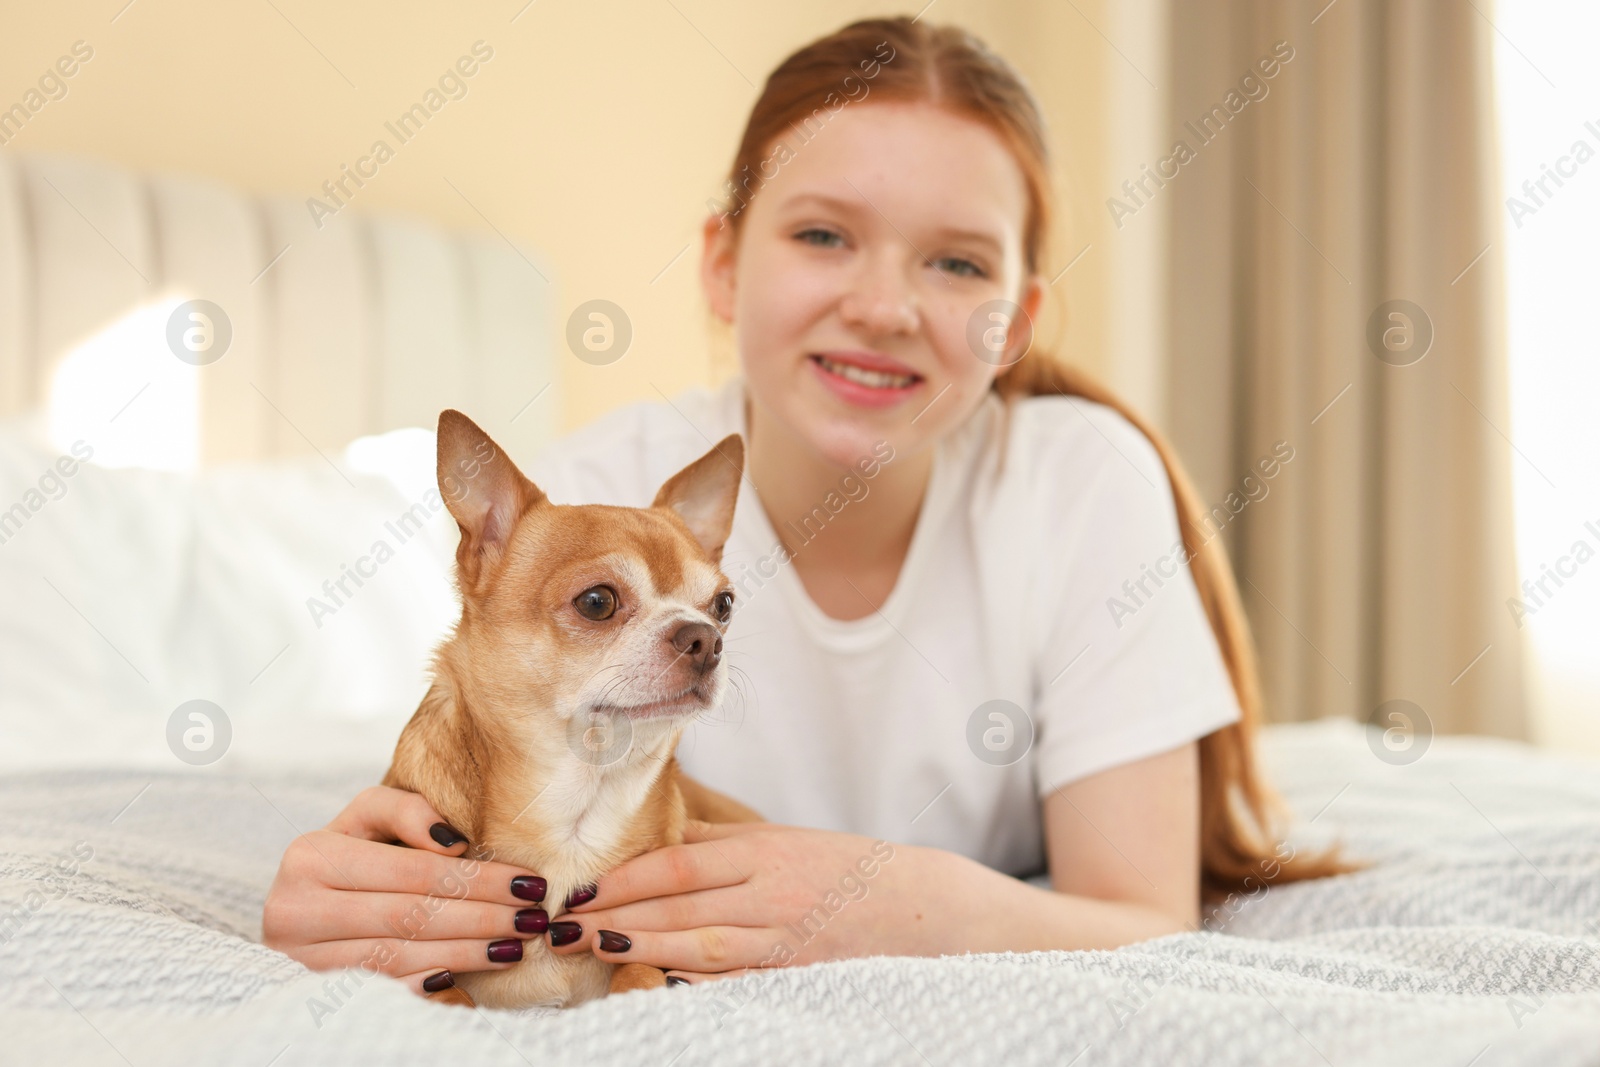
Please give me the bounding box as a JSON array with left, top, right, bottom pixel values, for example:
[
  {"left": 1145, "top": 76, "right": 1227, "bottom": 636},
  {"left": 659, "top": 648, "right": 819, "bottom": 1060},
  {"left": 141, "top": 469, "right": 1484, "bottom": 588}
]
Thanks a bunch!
[{"left": 670, "top": 620, "right": 723, "bottom": 673}]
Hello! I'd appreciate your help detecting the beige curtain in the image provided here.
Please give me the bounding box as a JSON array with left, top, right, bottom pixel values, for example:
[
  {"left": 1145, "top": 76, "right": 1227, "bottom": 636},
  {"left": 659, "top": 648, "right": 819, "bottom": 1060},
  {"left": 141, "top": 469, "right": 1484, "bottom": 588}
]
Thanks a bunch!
[{"left": 1163, "top": 0, "right": 1527, "bottom": 738}]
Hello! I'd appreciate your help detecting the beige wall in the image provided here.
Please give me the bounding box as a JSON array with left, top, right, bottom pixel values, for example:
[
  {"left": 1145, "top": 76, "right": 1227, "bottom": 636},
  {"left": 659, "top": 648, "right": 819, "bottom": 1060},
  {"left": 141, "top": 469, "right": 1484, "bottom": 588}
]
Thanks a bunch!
[{"left": 1, "top": 0, "right": 1155, "bottom": 436}]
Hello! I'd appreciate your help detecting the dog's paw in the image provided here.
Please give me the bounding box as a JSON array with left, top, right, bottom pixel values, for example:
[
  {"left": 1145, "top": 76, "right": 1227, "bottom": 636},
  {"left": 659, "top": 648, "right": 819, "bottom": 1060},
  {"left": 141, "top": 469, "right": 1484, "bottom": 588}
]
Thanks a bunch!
[
  {"left": 427, "top": 985, "right": 478, "bottom": 1009},
  {"left": 608, "top": 963, "right": 668, "bottom": 994}
]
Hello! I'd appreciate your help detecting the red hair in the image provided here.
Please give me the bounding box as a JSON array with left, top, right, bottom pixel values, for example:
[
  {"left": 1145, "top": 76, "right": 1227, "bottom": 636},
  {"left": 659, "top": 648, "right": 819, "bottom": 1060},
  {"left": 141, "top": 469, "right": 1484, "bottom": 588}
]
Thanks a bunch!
[{"left": 715, "top": 16, "right": 1364, "bottom": 906}]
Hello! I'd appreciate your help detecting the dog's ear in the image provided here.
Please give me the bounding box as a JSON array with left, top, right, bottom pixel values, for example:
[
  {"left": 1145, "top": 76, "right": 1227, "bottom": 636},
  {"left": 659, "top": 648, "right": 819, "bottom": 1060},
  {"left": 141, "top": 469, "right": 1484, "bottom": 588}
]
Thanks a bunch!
[
  {"left": 437, "top": 410, "right": 545, "bottom": 586},
  {"left": 651, "top": 434, "right": 743, "bottom": 562}
]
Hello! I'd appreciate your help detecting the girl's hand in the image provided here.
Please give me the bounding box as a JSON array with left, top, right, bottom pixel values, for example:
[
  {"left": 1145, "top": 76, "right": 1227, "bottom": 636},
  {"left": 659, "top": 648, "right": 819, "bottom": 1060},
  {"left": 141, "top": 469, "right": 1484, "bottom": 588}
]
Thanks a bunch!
[
  {"left": 548, "top": 820, "right": 978, "bottom": 983},
  {"left": 261, "top": 785, "right": 553, "bottom": 997}
]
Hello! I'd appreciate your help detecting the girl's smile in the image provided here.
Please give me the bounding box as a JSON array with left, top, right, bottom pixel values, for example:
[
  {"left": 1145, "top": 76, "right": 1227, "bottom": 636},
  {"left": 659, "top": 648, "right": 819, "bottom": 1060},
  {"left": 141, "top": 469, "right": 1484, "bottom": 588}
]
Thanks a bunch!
[{"left": 806, "top": 349, "right": 925, "bottom": 409}]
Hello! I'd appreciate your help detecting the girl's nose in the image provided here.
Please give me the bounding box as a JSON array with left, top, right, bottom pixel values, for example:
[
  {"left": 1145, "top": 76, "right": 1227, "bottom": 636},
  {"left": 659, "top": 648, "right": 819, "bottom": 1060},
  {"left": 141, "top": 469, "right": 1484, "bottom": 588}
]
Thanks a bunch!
[{"left": 838, "top": 252, "right": 920, "bottom": 336}]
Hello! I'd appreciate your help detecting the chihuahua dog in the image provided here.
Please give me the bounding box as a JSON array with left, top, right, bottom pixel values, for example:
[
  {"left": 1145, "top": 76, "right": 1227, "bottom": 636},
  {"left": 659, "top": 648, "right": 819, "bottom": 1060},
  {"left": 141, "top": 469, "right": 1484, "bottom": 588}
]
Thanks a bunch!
[{"left": 382, "top": 410, "right": 760, "bottom": 1009}]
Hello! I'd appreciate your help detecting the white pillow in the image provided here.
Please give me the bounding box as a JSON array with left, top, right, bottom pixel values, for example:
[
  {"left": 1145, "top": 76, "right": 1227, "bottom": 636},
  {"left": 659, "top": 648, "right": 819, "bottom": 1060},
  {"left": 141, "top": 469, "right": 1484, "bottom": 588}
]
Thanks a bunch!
[{"left": 0, "top": 421, "right": 460, "bottom": 774}]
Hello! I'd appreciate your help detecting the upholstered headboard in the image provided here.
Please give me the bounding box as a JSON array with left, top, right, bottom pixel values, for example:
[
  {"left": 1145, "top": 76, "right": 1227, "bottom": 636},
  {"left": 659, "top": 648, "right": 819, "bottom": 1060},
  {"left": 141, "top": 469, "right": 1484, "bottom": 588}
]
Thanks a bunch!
[{"left": 0, "top": 151, "right": 557, "bottom": 465}]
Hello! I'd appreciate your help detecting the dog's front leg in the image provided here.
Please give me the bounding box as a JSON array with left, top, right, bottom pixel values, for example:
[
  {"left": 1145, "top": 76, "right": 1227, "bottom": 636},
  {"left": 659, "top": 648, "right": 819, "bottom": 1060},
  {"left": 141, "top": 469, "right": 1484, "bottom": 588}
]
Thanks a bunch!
[
  {"left": 608, "top": 963, "right": 668, "bottom": 994},
  {"left": 428, "top": 985, "right": 477, "bottom": 1008}
]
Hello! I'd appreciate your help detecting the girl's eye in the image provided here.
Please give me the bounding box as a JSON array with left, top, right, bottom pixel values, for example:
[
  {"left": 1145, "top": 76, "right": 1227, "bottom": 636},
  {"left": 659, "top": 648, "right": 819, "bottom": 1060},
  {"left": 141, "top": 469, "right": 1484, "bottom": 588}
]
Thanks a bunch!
[
  {"left": 934, "top": 255, "right": 986, "bottom": 279},
  {"left": 795, "top": 227, "right": 844, "bottom": 249},
  {"left": 711, "top": 590, "right": 735, "bottom": 623},
  {"left": 574, "top": 585, "right": 618, "bottom": 621}
]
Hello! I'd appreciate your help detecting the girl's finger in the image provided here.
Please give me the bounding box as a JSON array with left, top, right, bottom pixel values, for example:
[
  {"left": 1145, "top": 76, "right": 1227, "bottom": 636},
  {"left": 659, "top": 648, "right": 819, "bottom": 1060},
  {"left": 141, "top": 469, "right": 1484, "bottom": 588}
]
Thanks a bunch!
[
  {"left": 327, "top": 785, "right": 471, "bottom": 856},
  {"left": 396, "top": 968, "right": 465, "bottom": 997},
  {"left": 283, "top": 889, "right": 546, "bottom": 943},
  {"left": 662, "top": 967, "right": 764, "bottom": 987},
  {"left": 282, "top": 830, "right": 549, "bottom": 906},
  {"left": 294, "top": 935, "right": 532, "bottom": 978},
  {"left": 565, "top": 840, "right": 748, "bottom": 912},
  {"left": 546, "top": 885, "right": 757, "bottom": 952},
  {"left": 583, "top": 925, "right": 777, "bottom": 974}
]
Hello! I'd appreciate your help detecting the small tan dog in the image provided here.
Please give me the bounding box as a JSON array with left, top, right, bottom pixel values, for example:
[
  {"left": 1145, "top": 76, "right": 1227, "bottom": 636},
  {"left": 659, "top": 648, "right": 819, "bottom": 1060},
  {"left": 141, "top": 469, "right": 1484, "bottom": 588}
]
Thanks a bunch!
[{"left": 383, "top": 410, "right": 760, "bottom": 1009}]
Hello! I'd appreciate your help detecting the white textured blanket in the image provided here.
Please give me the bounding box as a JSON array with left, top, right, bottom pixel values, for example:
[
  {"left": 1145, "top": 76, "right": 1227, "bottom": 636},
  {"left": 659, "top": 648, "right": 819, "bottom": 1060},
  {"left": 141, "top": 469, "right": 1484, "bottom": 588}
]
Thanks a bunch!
[{"left": 1, "top": 718, "right": 1597, "bottom": 1066}]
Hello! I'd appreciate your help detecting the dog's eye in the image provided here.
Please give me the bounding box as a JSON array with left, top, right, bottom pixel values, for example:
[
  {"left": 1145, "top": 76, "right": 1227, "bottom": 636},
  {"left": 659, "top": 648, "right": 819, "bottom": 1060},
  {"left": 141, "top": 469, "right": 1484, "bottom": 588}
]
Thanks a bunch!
[
  {"left": 574, "top": 585, "right": 618, "bottom": 621},
  {"left": 711, "top": 590, "right": 734, "bottom": 623}
]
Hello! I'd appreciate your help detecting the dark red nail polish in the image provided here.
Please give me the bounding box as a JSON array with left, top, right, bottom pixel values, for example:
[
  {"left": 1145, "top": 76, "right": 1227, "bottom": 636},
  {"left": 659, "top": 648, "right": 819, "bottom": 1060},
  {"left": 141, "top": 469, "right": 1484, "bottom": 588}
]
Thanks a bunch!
[
  {"left": 666, "top": 975, "right": 689, "bottom": 987},
  {"left": 429, "top": 823, "right": 467, "bottom": 848},
  {"left": 565, "top": 882, "right": 597, "bottom": 908},
  {"left": 515, "top": 908, "right": 549, "bottom": 934},
  {"left": 598, "top": 930, "right": 631, "bottom": 953},
  {"left": 487, "top": 939, "right": 523, "bottom": 963},
  {"left": 423, "top": 970, "right": 455, "bottom": 993},
  {"left": 548, "top": 921, "right": 582, "bottom": 947},
  {"left": 511, "top": 876, "right": 547, "bottom": 902}
]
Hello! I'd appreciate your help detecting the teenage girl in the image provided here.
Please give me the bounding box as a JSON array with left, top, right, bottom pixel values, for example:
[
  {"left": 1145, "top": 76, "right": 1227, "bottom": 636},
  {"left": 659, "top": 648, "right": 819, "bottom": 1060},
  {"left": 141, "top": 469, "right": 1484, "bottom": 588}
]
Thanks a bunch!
[{"left": 263, "top": 16, "right": 1355, "bottom": 996}]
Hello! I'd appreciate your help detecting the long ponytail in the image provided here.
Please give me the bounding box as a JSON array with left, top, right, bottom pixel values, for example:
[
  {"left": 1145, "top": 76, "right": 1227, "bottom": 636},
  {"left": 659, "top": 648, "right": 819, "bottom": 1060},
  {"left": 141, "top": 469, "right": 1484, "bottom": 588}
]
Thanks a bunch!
[{"left": 996, "top": 358, "right": 1363, "bottom": 904}]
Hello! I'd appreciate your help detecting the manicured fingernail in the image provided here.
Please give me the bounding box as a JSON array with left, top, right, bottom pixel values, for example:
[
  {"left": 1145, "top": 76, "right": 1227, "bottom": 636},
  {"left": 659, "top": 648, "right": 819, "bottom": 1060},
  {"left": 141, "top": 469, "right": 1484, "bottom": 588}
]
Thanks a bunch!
[
  {"left": 666, "top": 975, "right": 689, "bottom": 987},
  {"left": 487, "top": 939, "right": 523, "bottom": 963},
  {"left": 515, "top": 908, "right": 549, "bottom": 934},
  {"left": 429, "top": 822, "right": 467, "bottom": 848},
  {"left": 510, "top": 875, "right": 547, "bottom": 902},
  {"left": 598, "top": 930, "right": 631, "bottom": 953},
  {"left": 548, "top": 921, "right": 582, "bottom": 947},
  {"left": 565, "top": 882, "right": 597, "bottom": 908},
  {"left": 423, "top": 970, "right": 455, "bottom": 993}
]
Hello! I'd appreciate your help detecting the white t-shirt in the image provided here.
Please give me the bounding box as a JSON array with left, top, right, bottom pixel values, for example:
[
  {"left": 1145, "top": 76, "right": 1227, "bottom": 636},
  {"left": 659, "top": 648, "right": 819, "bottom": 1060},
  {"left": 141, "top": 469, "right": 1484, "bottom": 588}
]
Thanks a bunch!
[{"left": 524, "top": 376, "right": 1241, "bottom": 878}]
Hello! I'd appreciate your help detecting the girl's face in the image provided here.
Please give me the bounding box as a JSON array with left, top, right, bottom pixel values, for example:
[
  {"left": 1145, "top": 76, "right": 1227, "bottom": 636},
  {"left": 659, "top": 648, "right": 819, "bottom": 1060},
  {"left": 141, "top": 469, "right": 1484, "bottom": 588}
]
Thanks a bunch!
[{"left": 702, "top": 101, "right": 1046, "bottom": 470}]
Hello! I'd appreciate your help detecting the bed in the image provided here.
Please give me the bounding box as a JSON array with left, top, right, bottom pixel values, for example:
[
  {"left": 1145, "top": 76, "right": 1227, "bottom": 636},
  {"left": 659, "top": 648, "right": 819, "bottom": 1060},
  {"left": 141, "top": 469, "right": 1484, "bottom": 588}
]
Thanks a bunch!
[
  {"left": 1, "top": 719, "right": 1597, "bottom": 1066},
  {"left": 1, "top": 153, "right": 1596, "bottom": 1067}
]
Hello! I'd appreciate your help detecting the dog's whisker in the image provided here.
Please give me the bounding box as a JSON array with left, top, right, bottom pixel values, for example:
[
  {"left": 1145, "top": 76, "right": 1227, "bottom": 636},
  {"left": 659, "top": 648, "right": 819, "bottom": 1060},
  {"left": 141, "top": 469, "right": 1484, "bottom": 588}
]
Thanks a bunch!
[
  {"left": 691, "top": 664, "right": 753, "bottom": 729},
  {"left": 582, "top": 662, "right": 631, "bottom": 693},
  {"left": 593, "top": 675, "right": 632, "bottom": 710},
  {"left": 728, "top": 664, "right": 758, "bottom": 726},
  {"left": 643, "top": 647, "right": 693, "bottom": 692}
]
